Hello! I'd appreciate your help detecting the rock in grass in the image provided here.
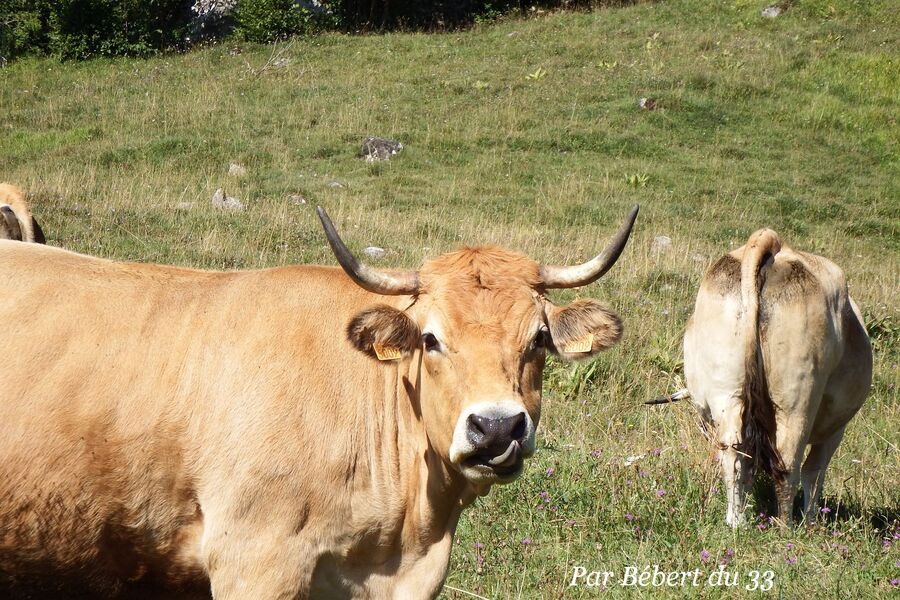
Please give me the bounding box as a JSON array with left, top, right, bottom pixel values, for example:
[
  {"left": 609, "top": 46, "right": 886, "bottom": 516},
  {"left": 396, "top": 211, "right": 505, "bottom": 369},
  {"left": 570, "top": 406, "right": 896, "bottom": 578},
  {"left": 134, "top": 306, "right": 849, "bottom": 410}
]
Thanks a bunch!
[
  {"left": 175, "top": 202, "right": 194, "bottom": 211},
  {"left": 360, "top": 137, "right": 403, "bottom": 162},
  {"left": 289, "top": 194, "right": 306, "bottom": 205},
  {"left": 228, "top": 162, "right": 247, "bottom": 177},
  {"left": 761, "top": 4, "right": 784, "bottom": 18},
  {"left": 639, "top": 97, "right": 658, "bottom": 110},
  {"left": 212, "top": 188, "right": 244, "bottom": 211},
  {"left": 652, "top": 235, "right": 672, "bottom": 254}
]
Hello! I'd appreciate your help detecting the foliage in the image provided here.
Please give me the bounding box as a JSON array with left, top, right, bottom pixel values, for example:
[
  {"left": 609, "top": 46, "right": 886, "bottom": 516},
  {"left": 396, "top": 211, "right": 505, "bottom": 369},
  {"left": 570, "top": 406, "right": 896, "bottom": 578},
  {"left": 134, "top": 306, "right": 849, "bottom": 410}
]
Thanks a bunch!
[
  {"left": 0, "top": 0, "right": 51, "bottom": 60},
  {"left": 233, "top": 0, "right": 319, "bottom": 43},
  {"left": 0, "top": 0, "right": 192, "bottom": 60},
  {"left": 49, "top": 0, "right": 193, "bottom": 59}
]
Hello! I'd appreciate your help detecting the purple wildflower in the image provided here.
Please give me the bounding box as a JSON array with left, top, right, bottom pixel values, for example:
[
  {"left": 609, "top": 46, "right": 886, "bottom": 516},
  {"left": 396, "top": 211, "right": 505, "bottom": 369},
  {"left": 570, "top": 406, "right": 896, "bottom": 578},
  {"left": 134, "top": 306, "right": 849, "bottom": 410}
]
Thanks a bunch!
[
  {"left": 786, "top": 543, "right": 795, "bottom": 550},
  {"left": 821, "top": 506, "right": 832, "bottom": 514},
  {"left": 891, "top": 579, "right": 899, "bottom": 588},
  {"left": 720, "top": 548, "right": 734, "bottom": 565},
  {"left": 656, "top": 489, "right": 667, "bottom": 498},
  {"left": 700, "top": 549, "right": 711, "bottom": 563},
  {"left": 625, "top": 513, "right": 637, "bottom": 521},
  {"left": 546, "top": 467, "right": 555, "bottom": 477},
  {"left": 786, "top": 556, "right": 797, "bottom": 565},
  {"left": 521, "top": 537, "right": 532, "bottom": 546}
]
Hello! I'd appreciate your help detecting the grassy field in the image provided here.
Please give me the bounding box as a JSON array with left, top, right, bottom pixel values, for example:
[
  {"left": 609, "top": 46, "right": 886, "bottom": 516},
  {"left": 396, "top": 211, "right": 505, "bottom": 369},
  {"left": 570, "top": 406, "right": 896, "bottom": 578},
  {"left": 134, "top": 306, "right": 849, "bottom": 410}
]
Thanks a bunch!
[{"left": 1, "top": 0, "right": 898, "bottom": 597}]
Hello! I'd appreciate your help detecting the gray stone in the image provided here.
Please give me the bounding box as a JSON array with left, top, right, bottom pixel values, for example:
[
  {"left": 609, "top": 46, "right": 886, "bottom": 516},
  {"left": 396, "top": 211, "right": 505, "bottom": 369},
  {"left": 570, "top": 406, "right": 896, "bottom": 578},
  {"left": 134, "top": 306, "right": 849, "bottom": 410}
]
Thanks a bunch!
[
  {"left": 289, "top": 194, "right": 306, "bottom": 205},
  {"left": 327, "top": 181, "right": 346, "bottom": 189},
  {"left": 361, "top": 137, "right": 403, "bottom": 162},
  {"left": 228, "top": 162, "right": 247, "bottom": 177},
  {"left": 651, "top": 235, "right": 672, "bottom": 254},
  {"left": 363, "top": 246, "right": 387, "bottom": 260},
  {"left": 175, "top": 202, "right": 195, "bottom": 211},
  {"left": 639, "top": 97, "right": 658, "bottom": 110},
  {"left": 190, "top": 0, "right": 237, "bottom": 37},
  {"left": 761, "top": 4, "right": 784, "bottom": 18},
  {"left": 212, "top": 188, "right": 244, "bottom": 211}
]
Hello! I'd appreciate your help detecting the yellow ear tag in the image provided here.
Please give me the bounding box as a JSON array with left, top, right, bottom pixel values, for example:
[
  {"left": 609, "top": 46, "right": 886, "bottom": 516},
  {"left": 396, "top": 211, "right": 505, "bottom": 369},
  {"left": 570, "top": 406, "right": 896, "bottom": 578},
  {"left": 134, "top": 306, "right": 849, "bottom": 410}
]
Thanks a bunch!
[
  {"left": 562, "top": 332, "right": 594, "bottom": 354},
  {"left": 373, "top": 342, "right": 403, "bottom": 361}
]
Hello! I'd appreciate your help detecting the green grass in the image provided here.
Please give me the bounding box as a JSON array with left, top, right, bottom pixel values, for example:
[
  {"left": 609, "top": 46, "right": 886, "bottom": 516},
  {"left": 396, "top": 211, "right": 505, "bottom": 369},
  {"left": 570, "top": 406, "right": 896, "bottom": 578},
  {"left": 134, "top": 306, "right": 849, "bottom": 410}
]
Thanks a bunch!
[{"left": 1, "top": 0, "right": 898, "bottom": 597}]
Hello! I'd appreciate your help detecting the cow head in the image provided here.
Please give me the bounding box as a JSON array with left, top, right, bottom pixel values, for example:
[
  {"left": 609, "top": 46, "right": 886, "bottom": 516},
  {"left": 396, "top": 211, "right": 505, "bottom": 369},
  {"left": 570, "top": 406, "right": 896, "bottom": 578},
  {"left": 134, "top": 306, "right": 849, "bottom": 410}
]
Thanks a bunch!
[{"left": 318, "top": 206, "right": 637, "bottom": 487}]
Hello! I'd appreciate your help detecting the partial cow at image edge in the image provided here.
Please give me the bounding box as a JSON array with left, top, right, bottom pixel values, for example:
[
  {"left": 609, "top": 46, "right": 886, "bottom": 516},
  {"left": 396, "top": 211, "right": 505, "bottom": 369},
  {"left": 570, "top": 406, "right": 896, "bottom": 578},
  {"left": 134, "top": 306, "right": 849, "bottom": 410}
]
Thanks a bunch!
[{"left": 0, "top": 183, "right": 45, "bottom": 244}]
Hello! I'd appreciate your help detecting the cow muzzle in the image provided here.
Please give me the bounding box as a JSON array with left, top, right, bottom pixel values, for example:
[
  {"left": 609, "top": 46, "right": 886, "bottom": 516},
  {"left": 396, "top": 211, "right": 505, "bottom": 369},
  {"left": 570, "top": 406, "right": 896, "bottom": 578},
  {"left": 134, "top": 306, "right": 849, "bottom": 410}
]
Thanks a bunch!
[{"left": 449, "top": 401, "right": 536, "bottom": 484}]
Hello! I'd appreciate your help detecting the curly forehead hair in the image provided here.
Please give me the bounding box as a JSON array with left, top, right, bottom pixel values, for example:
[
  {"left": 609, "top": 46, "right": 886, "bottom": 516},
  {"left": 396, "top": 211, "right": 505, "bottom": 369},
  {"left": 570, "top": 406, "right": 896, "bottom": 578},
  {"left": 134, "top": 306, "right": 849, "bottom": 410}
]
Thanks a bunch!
[{"left": 418, "top": 246, "right": 544, "bottom": 333}]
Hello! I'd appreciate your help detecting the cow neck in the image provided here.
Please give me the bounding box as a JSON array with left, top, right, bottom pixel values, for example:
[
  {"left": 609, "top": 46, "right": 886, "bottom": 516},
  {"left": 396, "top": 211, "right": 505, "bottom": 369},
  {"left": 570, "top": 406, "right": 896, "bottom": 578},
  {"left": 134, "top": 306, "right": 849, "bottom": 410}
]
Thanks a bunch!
[{"left": 355, "top": 350, "right": 477, "bottom": 558}]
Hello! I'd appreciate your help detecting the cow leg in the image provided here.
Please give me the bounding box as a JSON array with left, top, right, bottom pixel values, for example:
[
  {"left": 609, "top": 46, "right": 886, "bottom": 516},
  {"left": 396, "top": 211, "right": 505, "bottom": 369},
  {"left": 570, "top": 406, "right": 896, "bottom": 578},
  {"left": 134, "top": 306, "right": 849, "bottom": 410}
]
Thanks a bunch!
[
  {"left": 800, "top": 425, "right": 845, "bottom": 524},
  {"left": 722, "top": 445, "right": 752, "bottom": 527},
  {"left": 718, "top": 403, "right": 751, "bottom": 527},
  {"left": 772, "top": 423, "right": 810, "bottom": 527},
  {"left": 204, "top": 527, "right": 316, "bottom": 599}
]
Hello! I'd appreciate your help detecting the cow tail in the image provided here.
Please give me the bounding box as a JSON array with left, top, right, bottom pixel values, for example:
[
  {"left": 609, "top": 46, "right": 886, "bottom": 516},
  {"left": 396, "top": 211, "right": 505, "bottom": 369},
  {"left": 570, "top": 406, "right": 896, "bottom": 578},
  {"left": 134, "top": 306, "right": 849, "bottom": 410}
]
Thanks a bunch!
[
  {"left": 1, "top": 205, "right": 22, "bottom": 241},
  {"left": 739, "top": 229, "right": 787, "bottom": 483}
]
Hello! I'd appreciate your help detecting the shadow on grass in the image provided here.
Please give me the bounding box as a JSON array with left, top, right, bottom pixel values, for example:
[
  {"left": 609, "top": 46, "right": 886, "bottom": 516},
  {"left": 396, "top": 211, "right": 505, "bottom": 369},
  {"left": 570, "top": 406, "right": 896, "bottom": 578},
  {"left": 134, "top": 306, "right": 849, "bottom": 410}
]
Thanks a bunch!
[{"left": 752, "top": 476, "right": 899, "bottom": 533}]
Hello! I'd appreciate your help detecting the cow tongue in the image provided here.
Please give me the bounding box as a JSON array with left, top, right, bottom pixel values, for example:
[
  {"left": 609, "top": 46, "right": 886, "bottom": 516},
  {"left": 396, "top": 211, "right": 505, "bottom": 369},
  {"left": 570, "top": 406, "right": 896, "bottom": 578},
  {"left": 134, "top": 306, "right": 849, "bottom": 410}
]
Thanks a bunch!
[{"left": 487, "top": 441, "right": 520, "bottom": 468}]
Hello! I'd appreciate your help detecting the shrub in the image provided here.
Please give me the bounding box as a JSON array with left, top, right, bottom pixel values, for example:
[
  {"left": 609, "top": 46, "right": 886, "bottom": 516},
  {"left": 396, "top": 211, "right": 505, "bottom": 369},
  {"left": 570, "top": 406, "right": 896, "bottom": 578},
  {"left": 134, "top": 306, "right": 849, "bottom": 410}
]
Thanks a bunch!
[
  {"left": 0, "top": 0, "right": 52, "bottom": 61},
  {"left": 48, "top": 0, "right": 193, "bottom": 60},
  {"left": 233, "top": 0, "right": 319, "bottom": 43}
]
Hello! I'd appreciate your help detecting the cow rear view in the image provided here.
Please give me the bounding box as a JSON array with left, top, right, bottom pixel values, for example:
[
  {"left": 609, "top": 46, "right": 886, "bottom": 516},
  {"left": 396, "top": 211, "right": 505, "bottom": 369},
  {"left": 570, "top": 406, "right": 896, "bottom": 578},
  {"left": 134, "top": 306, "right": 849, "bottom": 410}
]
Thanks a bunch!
[
  {"left": 684, "top": 229, "right": 872, "bottom": 526},
  {"left": 0, "top": 184, "right": 45, "bottom": 243}
]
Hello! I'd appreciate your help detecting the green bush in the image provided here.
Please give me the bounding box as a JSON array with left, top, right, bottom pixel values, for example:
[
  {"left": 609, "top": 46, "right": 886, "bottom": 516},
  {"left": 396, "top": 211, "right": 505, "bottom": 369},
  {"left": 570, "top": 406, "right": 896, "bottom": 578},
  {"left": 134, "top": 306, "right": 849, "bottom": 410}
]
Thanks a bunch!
[
  {"left": 233, "top": 0, "right": 318, "bottom": 43},
  {"left": 0, "top": 0, "right": 52, "bottom": 61},
  {"left": 48, "top": 0, "right": 193, "bottom": 60}
]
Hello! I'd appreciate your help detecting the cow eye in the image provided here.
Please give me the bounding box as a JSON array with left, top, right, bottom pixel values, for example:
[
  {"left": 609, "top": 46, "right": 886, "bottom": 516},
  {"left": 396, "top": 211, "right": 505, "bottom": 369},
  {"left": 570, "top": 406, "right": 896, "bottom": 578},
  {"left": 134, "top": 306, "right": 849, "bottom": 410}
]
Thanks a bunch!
[{"left": 422, "top": 332, "right": 441, "bottom": 353}]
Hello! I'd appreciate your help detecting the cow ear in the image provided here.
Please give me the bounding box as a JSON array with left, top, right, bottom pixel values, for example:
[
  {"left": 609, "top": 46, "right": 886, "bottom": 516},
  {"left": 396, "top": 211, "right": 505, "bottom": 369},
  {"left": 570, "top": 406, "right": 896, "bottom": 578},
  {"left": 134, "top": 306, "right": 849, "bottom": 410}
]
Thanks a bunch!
[
  {"left": 347, "top": 305, "right": 421, "bottom": 361},
  {"left": 545, "top": 299, "right": 622, "bottom": 361}
]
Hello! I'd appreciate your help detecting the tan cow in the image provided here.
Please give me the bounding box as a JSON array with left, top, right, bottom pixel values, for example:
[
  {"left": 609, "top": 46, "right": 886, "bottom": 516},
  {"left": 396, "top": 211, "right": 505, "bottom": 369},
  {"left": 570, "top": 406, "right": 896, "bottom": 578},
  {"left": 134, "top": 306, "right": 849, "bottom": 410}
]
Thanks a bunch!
[
  {"left": 0, "top": 206, "right": 637, "bottom": 599},
  {"left": 0, "top": 183, "right": 45, "bottom": 243},
  {"left": 683, "top": 229, "right": 872, "bottom": 527}
]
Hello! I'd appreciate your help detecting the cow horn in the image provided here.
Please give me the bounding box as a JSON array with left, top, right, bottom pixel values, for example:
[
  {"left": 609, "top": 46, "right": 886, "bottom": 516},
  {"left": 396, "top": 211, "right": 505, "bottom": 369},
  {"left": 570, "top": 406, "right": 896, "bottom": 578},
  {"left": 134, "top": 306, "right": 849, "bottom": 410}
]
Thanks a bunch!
[
  {"left": 317, "top": 206, "right": 420, "bottom": 296},
  {"left": 540, "top": 205, "right": 639, "bottom": 289}
]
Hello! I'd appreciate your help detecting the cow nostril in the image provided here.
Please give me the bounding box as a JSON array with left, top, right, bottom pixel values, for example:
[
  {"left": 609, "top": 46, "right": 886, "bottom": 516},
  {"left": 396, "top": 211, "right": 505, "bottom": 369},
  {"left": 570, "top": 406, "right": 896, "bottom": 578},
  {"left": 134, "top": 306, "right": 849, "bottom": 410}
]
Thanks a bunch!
[
  {"left": 467, "top": 414, "right": 487, "bottom": 436},
  {"left": 510, "top": 413, "right": 527, "bottom": 441}
]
